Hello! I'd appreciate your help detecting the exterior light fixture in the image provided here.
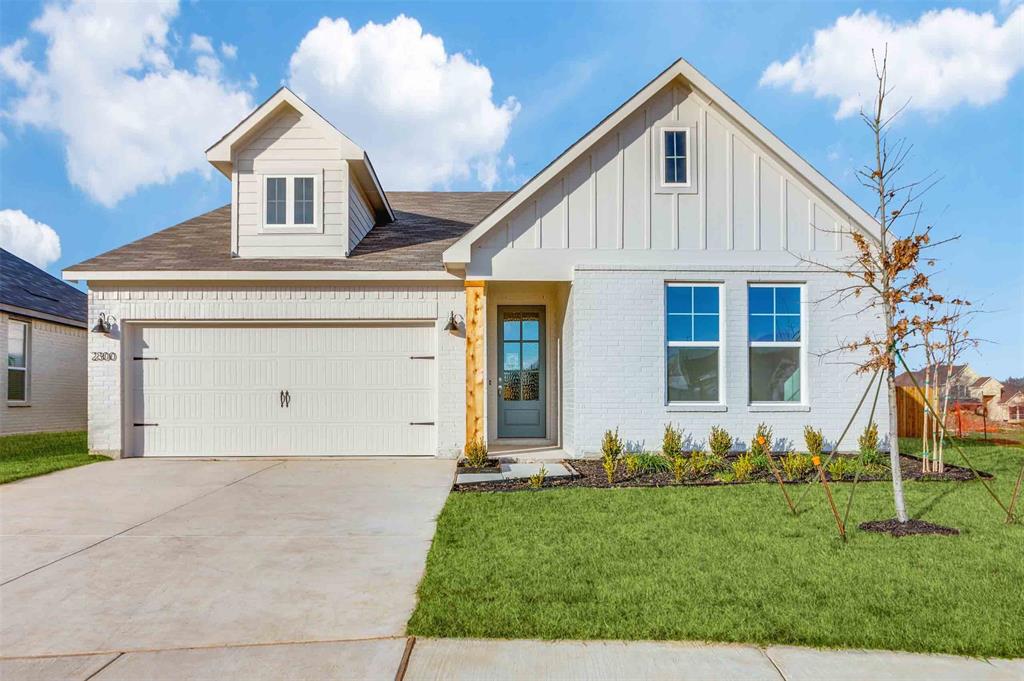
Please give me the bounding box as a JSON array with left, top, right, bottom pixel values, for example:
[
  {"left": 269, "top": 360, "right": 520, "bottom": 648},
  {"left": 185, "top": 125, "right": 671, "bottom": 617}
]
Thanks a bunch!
[
  {"left": 91, "top": 312, "right": 114, "bottom": 335},
  {"left": 444, "top": 311, "right": 464, "bottom": 333}
]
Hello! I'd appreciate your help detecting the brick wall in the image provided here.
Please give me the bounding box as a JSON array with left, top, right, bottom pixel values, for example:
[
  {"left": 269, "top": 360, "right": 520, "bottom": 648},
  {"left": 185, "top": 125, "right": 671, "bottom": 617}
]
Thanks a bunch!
[
  {"left": 1, "top": 313, "right": 87, "bottom": 435},
  {"left": 86, "top": 282, "right": 466, "bottom": 458},
  {"left": 569, "top": 267, "right": 888, "bottom": 455}
]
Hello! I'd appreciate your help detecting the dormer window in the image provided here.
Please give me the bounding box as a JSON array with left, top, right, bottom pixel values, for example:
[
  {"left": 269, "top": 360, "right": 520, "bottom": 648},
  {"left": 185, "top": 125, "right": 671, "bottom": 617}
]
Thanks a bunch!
[
  {"left": 662, "top": 128, "right": 690, "bottom": 186},
  {"left": 262, "top": 174, "right": 320, "bottom": 230}
]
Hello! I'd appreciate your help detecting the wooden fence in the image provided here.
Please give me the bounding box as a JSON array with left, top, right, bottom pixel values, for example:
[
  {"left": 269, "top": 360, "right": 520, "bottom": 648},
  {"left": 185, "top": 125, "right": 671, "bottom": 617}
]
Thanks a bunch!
[{"left": 896, "top": 384, "right": 938, "bottom": 438}]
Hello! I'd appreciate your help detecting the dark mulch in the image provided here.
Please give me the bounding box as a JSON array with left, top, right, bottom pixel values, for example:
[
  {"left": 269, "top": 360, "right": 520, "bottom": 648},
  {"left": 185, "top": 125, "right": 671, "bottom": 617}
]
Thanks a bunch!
[
  {"left": 453, "top": 453, "right": 989, "bottom": 493},
  {"left": 858, "top": 518, "right": 960, "bottom": 537}
]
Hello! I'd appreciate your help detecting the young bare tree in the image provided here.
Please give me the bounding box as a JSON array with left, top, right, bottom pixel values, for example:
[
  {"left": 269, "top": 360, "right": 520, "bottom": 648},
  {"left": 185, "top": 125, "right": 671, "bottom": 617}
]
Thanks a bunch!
[
  {"left": 935, "top": 304, "right": 979, "bottom": 472},
  {"left": 810, "top": 50, "right": 964, "bottom": 523}
]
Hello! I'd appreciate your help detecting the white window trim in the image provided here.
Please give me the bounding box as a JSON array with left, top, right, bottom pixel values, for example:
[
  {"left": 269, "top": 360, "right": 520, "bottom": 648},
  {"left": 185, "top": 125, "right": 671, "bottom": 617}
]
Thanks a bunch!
[
  {"left": 7, "top": 319, "right": 30, "bottom": 405},
  {"left": 259, "top": 172, "right": 323, "bottom": 234},
  {"left": 660, "top": 126, "right": 692, "bottom": 188},
  {"left": 665, "top": 282, "right": 725, "bottom": 407},
  {"left": 747, "top": 282, "right": 808, "bottom": 407}
]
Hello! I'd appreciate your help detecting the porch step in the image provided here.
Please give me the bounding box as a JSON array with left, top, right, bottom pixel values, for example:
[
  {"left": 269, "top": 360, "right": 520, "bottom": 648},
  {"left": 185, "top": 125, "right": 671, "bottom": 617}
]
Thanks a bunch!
[{"left": 455, "top": 462, "right": 575, "bottom": 485}]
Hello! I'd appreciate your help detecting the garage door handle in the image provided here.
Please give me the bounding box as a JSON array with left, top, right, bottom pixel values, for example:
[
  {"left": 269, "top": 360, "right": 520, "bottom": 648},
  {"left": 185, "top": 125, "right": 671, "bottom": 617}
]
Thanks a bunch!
[
  {"left": 284, "top": 390, "right": 291, "bottom": 408},
  {"left": 409, "top": 421, "right": 434, "bottom": 426},
  {"left": 279, "top": 390, "right": 285, "bottom": 408}
]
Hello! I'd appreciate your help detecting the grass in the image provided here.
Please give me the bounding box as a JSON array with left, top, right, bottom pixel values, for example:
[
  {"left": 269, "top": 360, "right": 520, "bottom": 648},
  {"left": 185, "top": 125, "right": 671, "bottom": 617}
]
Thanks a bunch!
[
  {"left": 0, "top": 431, "right": 109, "bottom": 484},
  {"left": 408, "top": 435, "right": 1024, "bottom": 658}
]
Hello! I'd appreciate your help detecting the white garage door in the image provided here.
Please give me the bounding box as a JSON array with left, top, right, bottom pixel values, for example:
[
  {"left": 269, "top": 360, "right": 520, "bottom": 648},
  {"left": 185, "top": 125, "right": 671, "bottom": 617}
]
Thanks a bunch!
[{"left": 130, "top": 324, "right": 436, "bottom": 457}]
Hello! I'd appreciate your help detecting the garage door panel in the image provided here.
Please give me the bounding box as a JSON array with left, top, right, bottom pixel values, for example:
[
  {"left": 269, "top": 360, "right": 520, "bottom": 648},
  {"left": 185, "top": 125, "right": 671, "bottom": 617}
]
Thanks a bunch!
[{"left": 132, "top": 324, "right": 436, "bottom": 457}]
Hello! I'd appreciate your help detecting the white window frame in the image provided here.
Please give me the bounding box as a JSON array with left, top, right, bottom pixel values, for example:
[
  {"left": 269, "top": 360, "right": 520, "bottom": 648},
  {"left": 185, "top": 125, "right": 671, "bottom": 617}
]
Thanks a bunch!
[
  {"left": 7, "top": 319, "right": 30, "bottom": 405},
  {"left": 660, "top": 126, "right": 692, "bottom": 188},
  {"left": 259, "top": 173, "right": 322, "bottom": 233},
  {"left": 748, "top": 283, "right": 807, "bottom": 407},
  {"left": 665, "top": 282, "right": 726, "bottom": 407}
]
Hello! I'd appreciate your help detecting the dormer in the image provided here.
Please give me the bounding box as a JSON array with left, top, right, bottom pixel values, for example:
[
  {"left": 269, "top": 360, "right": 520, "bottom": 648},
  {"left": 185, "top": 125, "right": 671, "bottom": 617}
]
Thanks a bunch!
[{"left": 206, "top": 88, "right": 393, "bottom": 258}]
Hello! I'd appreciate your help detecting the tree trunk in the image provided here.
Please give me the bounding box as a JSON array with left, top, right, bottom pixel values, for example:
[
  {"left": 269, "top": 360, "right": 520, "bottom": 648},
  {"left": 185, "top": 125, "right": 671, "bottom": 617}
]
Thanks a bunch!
[{"left": 887, "top": 368, "right": 909, "bottom": 522}]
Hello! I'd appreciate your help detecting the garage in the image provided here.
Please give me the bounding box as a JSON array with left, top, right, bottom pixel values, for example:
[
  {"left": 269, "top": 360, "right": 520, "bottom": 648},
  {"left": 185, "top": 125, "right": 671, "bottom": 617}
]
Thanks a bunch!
[{"left": 128, "top": 323, "right": 436, "bottom": 457}]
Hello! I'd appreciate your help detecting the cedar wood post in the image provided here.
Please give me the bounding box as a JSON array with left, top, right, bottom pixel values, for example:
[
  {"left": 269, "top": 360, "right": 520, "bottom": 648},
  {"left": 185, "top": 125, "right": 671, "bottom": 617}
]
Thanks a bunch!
[{"left": 465, "top": 281, "right": 486, "bottom": 446}]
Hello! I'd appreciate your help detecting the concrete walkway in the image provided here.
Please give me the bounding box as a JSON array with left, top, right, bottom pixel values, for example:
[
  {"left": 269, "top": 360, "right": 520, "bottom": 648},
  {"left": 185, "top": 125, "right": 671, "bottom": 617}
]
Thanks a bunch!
[{"left": 2, "top": 637, "right": 1021, "bottom": 680}]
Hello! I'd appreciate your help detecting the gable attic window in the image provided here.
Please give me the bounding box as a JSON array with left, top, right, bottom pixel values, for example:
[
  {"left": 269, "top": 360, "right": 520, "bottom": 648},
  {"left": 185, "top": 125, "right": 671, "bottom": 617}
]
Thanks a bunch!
[
  {"left": 662, "top": 128, "right": 690, "bottom": 186},
  {"left": 262, "top": 175, "right": 319, "bottom": 230}
]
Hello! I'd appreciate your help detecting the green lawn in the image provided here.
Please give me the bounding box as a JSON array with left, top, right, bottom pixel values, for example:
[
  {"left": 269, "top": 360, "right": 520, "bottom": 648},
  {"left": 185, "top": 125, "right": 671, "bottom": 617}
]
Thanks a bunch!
[
  {"left": 408, "top": 436, "right": 1024, "bottom": 658},
  {"left": 0, "top": 431, "right": 109, "bottom": 484}
]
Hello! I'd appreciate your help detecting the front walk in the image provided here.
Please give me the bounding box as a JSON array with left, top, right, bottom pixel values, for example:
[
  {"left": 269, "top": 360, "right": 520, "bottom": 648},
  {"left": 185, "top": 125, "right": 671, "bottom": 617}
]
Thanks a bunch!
[{"left": 3, "top": 637, "right": 1021, "bottom": 680}]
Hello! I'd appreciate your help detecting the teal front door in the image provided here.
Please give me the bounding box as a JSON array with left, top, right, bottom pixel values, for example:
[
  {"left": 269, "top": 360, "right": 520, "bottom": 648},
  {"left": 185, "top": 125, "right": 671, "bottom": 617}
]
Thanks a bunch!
[{"left": 497, "top": 306, "right": 546, "bottom": 439}]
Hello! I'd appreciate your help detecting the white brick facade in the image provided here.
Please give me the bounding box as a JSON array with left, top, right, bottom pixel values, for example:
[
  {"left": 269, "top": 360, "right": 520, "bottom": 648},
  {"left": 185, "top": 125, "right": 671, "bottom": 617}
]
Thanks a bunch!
[
  {"left": 567, "top": 267, "right": 888, "bottom": 455},
  {"left": 1, "top": 313, "right": 87, "bottom": 435},
  {"left": 86, "top": 282, "right": 466, "bottom": 458}
]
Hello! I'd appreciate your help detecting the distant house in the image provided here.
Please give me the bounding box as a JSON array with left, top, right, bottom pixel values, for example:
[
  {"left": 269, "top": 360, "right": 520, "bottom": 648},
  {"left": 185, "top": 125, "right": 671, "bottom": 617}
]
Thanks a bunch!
[
  {"left": 895, "top": 363, "right": 1016, "bottom": 423},
  {"left": 1, "top": 249, "right": 88, "bottom": 435}
]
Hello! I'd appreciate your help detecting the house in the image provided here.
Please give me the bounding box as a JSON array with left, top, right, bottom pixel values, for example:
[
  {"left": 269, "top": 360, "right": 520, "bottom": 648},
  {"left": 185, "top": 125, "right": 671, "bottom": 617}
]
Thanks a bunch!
[
  {"left": 1002, "top": 388, "right": 1024, "bottom": 423},
  {"left": 64, "top": 59, "right": 885, "bottom": 458},
  {"left": 2, "top": 248, "right": 88, "bottom": 435},
  {"left": 895, "top": 364, "right": 1022, "bottom": 423}
]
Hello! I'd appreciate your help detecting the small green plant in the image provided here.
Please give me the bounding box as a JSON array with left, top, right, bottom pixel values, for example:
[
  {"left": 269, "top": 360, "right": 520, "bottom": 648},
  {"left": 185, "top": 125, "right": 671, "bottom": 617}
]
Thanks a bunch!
[
  {"left": 803, "top": 426, "right": 824, "bottom": 457},
  {"left": 528, "top": 464, "right": 547, "bottom": 489},
  {"left": 463, "top": 437, "right": 489, "bottom": 468},
  {"left": 715, "top": 470, "right": 736, "bottom": 483},
  {"left": 662, "top": 423, "right": 686, "bottom": 482},
  {"left": 750, "top": 452, "right": 771, "bottom": 472},
  {"left": 750, "top": 423, "right": 773, "bottom": 457},
  {"left": 780, "top": 451, "right": 813, "bottom": 481},
  {"left": 688, "top": 449, "right": 723, "bottom": 476},
  {"left": 601, "top": 428, "right": 624, "bottom": 483},
  {"left": 858, "top": 421, "right": 882, "bottom": 466},
  {"left": 633, "top": 452, "right": 671, "bottom": 475},
  {"left": 708, "top": 426, "right": 733, "bottom": 459},
  {"left": 731, "top": 453, "right": 755, "bottom": 482},
  {"left": 826, "top": 457, "right": 857, "bottom": 480}
]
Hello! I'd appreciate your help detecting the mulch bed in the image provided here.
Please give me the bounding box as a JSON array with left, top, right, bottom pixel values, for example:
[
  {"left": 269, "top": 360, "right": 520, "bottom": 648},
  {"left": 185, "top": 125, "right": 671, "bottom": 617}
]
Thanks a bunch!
[
  {"left": 858, "top": 518, "right": 960, "bottom": 537},
  {"left": 453, "top": 453, "right": 989, "bottom": 493}
]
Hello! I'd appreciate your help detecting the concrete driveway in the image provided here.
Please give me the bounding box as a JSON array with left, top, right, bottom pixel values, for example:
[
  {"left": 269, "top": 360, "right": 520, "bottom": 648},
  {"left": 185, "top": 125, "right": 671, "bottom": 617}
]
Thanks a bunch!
[{"left": 0, "top": 458, "right": 453, "bottom": 669}]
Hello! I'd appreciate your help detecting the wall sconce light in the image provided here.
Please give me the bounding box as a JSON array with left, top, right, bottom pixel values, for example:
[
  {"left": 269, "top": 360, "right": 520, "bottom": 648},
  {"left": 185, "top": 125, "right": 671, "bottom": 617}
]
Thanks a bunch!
[
  {"left": 92, "top": 312, "right": 114, "bottom": 335},
  {"left": 443, "top": 311, "right": 464, "bottom": 333}
]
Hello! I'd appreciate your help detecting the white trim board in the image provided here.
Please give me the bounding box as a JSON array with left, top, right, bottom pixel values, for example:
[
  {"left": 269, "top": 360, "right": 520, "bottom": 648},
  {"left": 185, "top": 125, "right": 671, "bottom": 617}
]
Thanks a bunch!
[{"left": 63, "top": 270, "right": 462, "bottom": 283}]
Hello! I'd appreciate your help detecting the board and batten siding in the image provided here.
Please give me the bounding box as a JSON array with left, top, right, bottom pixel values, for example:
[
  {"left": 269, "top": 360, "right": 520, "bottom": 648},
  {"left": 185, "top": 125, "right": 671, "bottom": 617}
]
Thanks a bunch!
[
  {"left": 233, "top": 109, "right": 357, "bottom": 258},
  {"left": 469, "top": 82, "right": 852, "bottom": 280}
]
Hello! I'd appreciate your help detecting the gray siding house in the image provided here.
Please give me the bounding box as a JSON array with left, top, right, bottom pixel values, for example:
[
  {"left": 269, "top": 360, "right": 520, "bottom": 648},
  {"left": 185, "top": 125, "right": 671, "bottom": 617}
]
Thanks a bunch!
[
  {"left": 65, "top": 59, "right": 883, "bottom": 459},
  {"left": 2, "top": 248, "right": 88, "bottom": 435}
]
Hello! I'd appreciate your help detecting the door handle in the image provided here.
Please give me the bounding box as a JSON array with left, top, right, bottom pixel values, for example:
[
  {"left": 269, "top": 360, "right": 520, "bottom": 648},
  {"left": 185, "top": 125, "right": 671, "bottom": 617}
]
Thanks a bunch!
[
  {"left": 284, "top": 390, "right": 291, "bottom": 408},
  {"left": 280, "top": 390, "right": 285, "bottom": 408}
]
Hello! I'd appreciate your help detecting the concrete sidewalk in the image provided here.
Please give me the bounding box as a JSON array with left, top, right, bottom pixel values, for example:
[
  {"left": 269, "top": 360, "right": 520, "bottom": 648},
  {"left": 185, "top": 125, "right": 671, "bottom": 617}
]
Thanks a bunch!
[{"left": 3, "top": 637, "right": 1021, "bottom": 680}]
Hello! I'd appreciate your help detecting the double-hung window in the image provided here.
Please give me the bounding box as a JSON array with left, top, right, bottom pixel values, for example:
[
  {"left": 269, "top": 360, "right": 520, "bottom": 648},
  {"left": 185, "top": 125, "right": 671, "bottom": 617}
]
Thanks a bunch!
[
  {"left": 263, "top": 175, "right": 318, "bottom": 229},
  {"left": 666, "top": 284, "right": 722, "bottom": 403},
  {"left": 7, "top": 320, "right": 29, "bottom": 402},
  {"left": 748, "top": 285, "right": 803, "bottom": 403}
]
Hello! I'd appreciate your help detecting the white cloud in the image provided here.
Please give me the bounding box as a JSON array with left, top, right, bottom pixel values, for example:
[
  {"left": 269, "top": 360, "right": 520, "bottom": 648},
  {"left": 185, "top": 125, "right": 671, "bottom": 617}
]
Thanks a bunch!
[
  {"left": 220, "top": 42, "right": 237, "bottom": 59},
  {"left": 287, "top": 15, "right": 519, "bottom": 190},
  {"left": 189, "top": 33, "right": 214, "bottom": 54},
  {"left": 760, "top": 7, "right": 1024, "bottom": 119},
  {"left": 0, "top": 1, "right": 253, "bottom": 206},
  {"left": 0, "top": 209, "right": 61, "bottom": 268}
]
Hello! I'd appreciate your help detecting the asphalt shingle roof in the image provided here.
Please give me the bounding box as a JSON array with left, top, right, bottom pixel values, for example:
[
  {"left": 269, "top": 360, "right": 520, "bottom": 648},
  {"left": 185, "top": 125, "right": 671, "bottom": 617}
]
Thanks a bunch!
[
  {"left": 66, "top": 192, "right": 512, "bottom": 273},
  {"left": 1, "top": 248, "right": 87, "bottom": 324}
]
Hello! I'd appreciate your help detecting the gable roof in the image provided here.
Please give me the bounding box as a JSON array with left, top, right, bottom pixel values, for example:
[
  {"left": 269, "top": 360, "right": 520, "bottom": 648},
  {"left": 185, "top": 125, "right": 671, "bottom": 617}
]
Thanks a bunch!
[
  {"left": 63, "top": 193, "right": 510, "bottom": 280},
  {"left": 206, "top": 87, "right": 394, "bottom": 222},
  {"left": 1, "top": 249, "right": 87, "bottom": 326},
  {"left": 895, "top": 364, "right": 969, "bottom": 387},
  {"left": 443, "top": 57, "right": 881, "bottom": 265}
]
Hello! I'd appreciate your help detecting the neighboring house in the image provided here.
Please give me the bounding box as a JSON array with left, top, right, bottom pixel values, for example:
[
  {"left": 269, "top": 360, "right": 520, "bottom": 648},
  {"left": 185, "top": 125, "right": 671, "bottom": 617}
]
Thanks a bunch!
[
  {"left": 896, "top": 364, "right": 1019, "bottom": 422},
  {"left": 2, "top": 248, "right": 88, "bottom": 435},
  {"left": 65, "top": 59, "right": 886, "bottom": 458}
]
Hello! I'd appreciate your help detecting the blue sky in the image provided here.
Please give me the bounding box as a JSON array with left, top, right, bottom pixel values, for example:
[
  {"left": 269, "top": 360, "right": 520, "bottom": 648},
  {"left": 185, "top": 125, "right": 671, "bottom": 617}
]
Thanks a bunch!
[{"left": 1, "top": 1, "right": 1022, "bottom": 376}]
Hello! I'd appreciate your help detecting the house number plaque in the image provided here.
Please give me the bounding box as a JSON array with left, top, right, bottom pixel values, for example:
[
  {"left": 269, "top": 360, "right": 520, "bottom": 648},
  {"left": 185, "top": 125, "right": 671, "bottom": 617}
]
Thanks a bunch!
[{"left": 91, "top": 352, "right": 117, "bottom": 361}]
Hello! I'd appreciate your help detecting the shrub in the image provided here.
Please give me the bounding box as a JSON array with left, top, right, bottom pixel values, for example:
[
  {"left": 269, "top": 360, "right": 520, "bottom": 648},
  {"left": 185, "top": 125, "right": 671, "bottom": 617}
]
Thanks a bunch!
[
  {"left": 601, "top": 428, "right": 624, "bottom": 483},
  {"left": 858, "top": 421, "right": 882, "bottom": 466},
  {"left": 528, "top": 464, "right": 547, "bottom": 489},
  {"left": 731, "top": 453, "right": 755, "bottom": 482},
  {"left": 463, "top": 437, "right": 489, "bottom": 468},
  {"left": 803, "top": 426, "right": 824, "bottom": 457},
  {"left": 662, "top": 424, "right": 686, "bottom": 482},
  {"left": 781, "top": 451, "right": 813, "bottom": 481},
  {"left": 826, "top": 457, "right": 857, "bottom": 480},
  {"left": 688, "top": 449, "right": 723, "bottom": 476},
  {"left": 750, "top": 423, "right": 773, "bottom": 457},
  {"left": 708, "top": 426, "right": 733, "bottom": 459},
  {"left": 625, "top": 452, "right": 671, "bottom": 476},
  {"left": 715, "top": 471, "right": 736, "bottom": 483}
]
